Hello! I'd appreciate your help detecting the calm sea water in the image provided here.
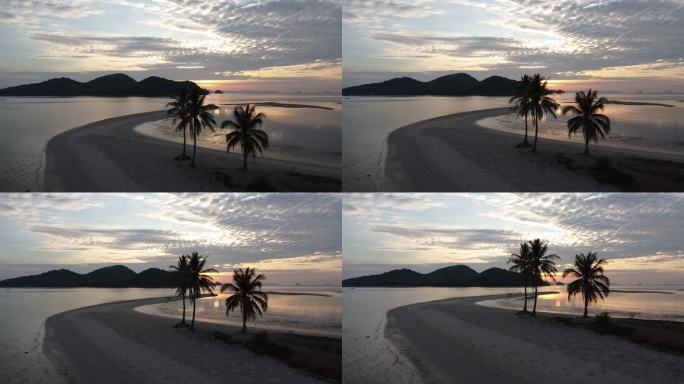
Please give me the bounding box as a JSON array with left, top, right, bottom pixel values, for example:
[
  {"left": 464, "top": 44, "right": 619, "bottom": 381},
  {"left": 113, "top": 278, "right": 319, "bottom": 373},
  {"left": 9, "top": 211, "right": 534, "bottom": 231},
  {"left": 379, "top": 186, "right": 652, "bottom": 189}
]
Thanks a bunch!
[
  {"left": 342, "top": 285, "right": 684, "bottom": 384},
  {"left": 137, "top": 286, "right": 342, "bottom": 337},
  {"left": 0, "top": 94, "right": 340, "bottom": 191},
  {"left": 481, "top": 286, "right": 684, "bottom": 321},
  {"left": 0, "top": 287, "right": 173, "bottom": 384},
  {"left": 343, "top": 94, "right": 684, "bottom": 191},
  {"left": 137, "top": 96, "right": 341, "bottom": 167}
]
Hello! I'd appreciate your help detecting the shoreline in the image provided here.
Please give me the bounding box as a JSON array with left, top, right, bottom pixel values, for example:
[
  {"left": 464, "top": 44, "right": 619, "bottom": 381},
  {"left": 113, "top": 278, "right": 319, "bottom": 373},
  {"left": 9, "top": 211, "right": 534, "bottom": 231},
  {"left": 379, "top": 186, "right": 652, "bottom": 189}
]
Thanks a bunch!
[
  {"left": 386, "top": 294, "right": 684, "bottom": 384},
  {"left": 385, "top": 108, "right": 684, "bottom": 192},
  {"left": 44, "top": 296, "right": 340, "bottom": 384},
  {"left": 44, "top": 111, "right": 341, "bottom": 192}
]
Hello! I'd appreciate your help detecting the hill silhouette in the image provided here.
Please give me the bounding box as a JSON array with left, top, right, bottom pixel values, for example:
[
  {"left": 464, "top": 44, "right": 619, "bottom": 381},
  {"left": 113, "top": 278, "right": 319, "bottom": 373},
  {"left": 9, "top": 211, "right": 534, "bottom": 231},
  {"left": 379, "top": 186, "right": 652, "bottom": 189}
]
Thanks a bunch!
[
  {"left": 0, "top": 265, "right": 174, "bottom": 287},
  {"left": 342, "top": 73, "right": 519, "bottom": 96},
  {"left": 342, "top": 265, "right": 549, "bottom": 287},
  {"left": 0, "top": 73, "right": 207, "bottom": 97}
]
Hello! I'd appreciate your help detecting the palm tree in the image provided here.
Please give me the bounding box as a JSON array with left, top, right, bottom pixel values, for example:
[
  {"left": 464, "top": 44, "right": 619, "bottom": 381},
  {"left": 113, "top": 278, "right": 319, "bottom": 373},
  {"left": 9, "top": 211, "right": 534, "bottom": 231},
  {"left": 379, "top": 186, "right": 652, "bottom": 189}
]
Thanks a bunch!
[
  {"left": 509, "top": 75, "right": 533, "bottom": 147},
  {"left": 527, "top": 239, "right": 559, "bottom": 315},
  {"left": 220, "top": 267, "right": 268, "bottom": 333},
  {"left": 169, "top": 254, "right": 190, "bottom": 326},
  {"left": 529, "top": 74, "right": 563, "bottom": 152},
  {"left": 187, "top": 252, "right": 217, "bottom": 330},
  {"left": 508, "top": 242, "right": 532, "bottom": 313},
  {"left": 186, "top": 90, "right": 218, "bottom": 167},
  {"left": 220, "top": 104, "right": 268, "bottom": 171},
  {"left": 562, "top": 89, "right": 611, "bottom": 155},
  {"left": 563, "top": 252, "right": 610, "bottom": 318},
  {"left": 166, "top": 89, "right": 191, "bottom": 160}
]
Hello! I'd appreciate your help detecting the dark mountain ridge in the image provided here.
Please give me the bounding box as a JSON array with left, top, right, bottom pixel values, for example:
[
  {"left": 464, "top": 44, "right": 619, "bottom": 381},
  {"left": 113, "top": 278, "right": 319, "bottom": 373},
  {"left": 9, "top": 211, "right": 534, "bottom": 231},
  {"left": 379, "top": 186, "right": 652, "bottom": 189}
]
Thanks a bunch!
[
  {"left": 0, "top": 265, "right": 174, "bottom": 288},
  {"left": 342, "top": 73, "right": 519, "bottom": 96},
  {"left": 0, "top": 73, "right": 207, "bottom": 97},
  {"left": 342, "top": 265, "right": 550, "bottom": 287}
]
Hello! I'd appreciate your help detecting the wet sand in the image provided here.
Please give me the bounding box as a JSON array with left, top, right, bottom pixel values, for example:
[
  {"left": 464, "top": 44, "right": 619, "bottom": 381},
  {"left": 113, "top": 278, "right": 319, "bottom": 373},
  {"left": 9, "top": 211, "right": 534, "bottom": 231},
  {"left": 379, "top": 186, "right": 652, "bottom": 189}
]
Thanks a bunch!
[
  {"left": 386, "top": 108, "right": 684, "bottom": 191},
  {"left": 44, "top": 111, "right": 341, "bottom": 192},
  {"left": 386, "top": 294, "right": 684, "bottom": 384},
  {"left": 44, "top": 297, "right": 340, "bottom": 384}
]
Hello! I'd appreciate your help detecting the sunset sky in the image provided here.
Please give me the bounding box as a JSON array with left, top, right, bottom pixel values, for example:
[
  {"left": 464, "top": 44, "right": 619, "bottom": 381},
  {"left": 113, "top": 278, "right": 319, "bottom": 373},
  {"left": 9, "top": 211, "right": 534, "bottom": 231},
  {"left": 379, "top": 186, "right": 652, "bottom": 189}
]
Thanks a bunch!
[
  {"left": 0, "top": 193, "right": 342, "bottom": 286},
  {"left": 0, "top": 0, "right": 341, "bottom": 93},
  {"left": 343, "top": 193, "right": 684, "bottom": 285},
  {"left": 343, "top": 0, "right": 684, "bottom": 93}
]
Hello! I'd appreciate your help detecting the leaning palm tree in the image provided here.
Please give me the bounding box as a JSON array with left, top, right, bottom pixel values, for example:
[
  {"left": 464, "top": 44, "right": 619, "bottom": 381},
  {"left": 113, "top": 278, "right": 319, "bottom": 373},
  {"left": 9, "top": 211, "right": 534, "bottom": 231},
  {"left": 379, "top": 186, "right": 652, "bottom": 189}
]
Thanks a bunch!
[
  {"left": 529, "top": 74, "right": 563, "bottom": 152},
  {"left": 509, "top": 74, "right": 533, "bottom": 147},
  {"left": 220, "top": 104, "right": 268, "bottom": 171},
  {"left": 508, "top": 242, "right": 532, "bottom": 313},
  {"left": 563, "top": 252, "right": 610, "bottom": 318},
  {"left": 186, "top": 90, "right": 218, "bottom": 167},
  {"left": 170, "top": 254, "right": 190, "bottom": 326},
  {"left": 187, "top": 252, "right": 217, "bottom": 330},
  {"left": 220, "top": 267, "right": 268, "bottom": 333},
  {"left": 527, "top": 239, "right": 559, "bottom": 315},
  {"left": 562, "top": 89, "right": 611, "bottom": 155},
  {"left": 166, "top": 89, "right": 191, "bottom": 160}
]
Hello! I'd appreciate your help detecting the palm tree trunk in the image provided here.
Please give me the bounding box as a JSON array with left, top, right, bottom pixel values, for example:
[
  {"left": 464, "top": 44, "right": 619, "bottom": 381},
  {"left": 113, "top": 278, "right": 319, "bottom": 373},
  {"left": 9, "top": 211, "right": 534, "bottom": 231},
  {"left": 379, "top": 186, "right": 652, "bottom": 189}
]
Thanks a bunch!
[
  {"left": 243, "top": 150, "right": 248, "bottom": 171},
  {"left": 583, "top": 296, "right": 589, "bottom": 318},
  {"left": 523, "top": 114, "right": 529, "bottom": 145},
  {"left": 584, "top": 136, "right": 589, "bottom": 155},
  {"left": 190, "top": 135, "right": 197, "bottom": 167},
  {"left": 191, "top": 296, "right": 197, "bottom": 329},
  {"left": 182, "top": 128, "right": 187, "bottom": 157},
  {"left": 181, "top": 292, "right": 187, "bottom": 325},
  {"left": 532, "top": 114, "right": 539, "bottom": 152},
  {"left": 242, "top": 311, "right": 247, "bottom": 333},
  {"left": 522, "top": 284, "right": 528, "bottom": 312},
  {"left": 532, "top": 285, "right": 538, "bottom": 315}
]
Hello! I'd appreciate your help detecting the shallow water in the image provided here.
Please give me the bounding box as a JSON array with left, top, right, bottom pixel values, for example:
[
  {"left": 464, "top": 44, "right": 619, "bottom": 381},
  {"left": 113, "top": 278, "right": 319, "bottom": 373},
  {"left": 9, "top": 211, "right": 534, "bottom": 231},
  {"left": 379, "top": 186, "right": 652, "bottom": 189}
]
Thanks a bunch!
[
  {"left": 480, "top": 285, "right": 684, "bottom": 321},
  {"left": 0, "top": 94, "right": 340, "bottom": 191},
  {"left": 137, "top": 286, "right": 341, "bottom": 337},
  {"left": 0, "top": 287, "right": 173, "bottom": 384},
  {"left": 342, "top": 285, "right": 684, "bottom": 384},
  {"left": 343, "top": 94, "right": 684, "bottom": 191},
  {"left": 137, "top": 97, "right": 341, "bottom": 167}
]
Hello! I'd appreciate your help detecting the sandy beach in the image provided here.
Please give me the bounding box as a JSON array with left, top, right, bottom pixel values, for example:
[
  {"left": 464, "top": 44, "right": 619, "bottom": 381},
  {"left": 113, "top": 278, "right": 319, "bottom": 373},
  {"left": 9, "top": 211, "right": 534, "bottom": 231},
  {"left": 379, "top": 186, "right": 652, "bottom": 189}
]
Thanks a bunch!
[
  {"left": 386, "top": 108, "right": 684, "bottom": 191},
  {"left": 44, "top": 296, "right": 340, "bottom": 384},
  {"left": 386, "top": 294, "right": 684, "bottom": 384},
  {"left": 44, "top": 111, "right": 341, "bottom": 192}
]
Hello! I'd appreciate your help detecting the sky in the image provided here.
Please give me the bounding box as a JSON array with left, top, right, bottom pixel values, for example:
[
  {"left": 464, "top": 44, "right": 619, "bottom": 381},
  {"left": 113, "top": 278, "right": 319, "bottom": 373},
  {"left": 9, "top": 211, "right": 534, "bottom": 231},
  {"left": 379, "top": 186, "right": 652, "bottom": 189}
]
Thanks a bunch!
[
  {"left": 343, "top": 193, "right": 684, "bottom": 285},
  {"left": 0, "top": 193, "right": 342, "bottom": 286},
  {"left": 0, "top": 0, "right": 341, "bottom": 93},
  {"left": 343, "top": 0, "right": 684, "bottom": 93}
]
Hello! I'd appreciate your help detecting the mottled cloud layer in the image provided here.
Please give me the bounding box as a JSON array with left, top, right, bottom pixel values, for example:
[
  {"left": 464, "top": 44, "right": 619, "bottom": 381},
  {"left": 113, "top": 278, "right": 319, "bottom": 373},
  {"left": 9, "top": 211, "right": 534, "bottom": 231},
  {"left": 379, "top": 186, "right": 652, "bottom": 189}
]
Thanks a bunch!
[
  {"left": 0, "top": 0, "right": 341, "bottom": 92},
  {"left": 343, "top": 0, "right": 684, "bottom": 91},
  {"left": 0, "top": 193, "right": 341, "bottom": 285},
  {"left": 343, "top": 193, "right": 684, "bottom": 284}
]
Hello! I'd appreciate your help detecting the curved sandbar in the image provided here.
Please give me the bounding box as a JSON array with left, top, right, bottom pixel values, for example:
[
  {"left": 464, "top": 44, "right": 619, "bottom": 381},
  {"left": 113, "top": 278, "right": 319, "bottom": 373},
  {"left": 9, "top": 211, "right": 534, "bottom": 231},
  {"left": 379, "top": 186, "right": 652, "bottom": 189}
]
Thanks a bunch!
[
  {"left": 44, "top": 296, "right": 338, "bottom": 384},
  {"left": 386, "top": 108, "right": 684, "bottom": 191},
  {"left": 44, "top": 111, "right": 340, "bottom": 192},
  {"left": 386, "top": 294, "right": 684, "bottom": 384}
]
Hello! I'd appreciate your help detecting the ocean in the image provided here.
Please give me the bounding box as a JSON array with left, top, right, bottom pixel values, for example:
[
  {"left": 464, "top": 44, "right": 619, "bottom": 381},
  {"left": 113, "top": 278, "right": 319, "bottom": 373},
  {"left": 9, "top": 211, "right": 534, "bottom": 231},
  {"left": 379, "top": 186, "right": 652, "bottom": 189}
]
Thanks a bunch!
[
  {"left": 343, "top": 94, "right": 684, "bottom": 191},
  {"left": 0, "top": 94, "right": 340, "bottom": 191}
]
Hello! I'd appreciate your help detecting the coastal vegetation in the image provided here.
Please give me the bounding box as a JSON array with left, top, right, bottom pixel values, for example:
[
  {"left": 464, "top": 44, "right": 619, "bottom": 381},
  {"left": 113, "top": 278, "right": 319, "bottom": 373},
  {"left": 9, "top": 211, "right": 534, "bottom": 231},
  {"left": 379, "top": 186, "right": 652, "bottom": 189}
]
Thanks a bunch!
[
  {"left": 507, "top": 239, "right": 559, "bottom": 315},
  {"left": 221, "top": 104, "right": 270, "bottom": 171},
  {"left": 166, "top": 89, "right": 192, "bottom": 160},
  {"left": 170, "top": 255, "right": 191, "bottom": 327},
  {"left": 562, "top": 89, "right": 611, "bottom": 155},
  {"left": 509, "top": 74, "right": 533, "bottom": 147},
  {"left": 508, "top": 242, "right": 532, "bottom": 312},
  {"left": 187, "top": 252, "right": 217, "bottom": 330},
  {"left": 220, "top": 267, "right": 269, "bottom": 333},
  {"left": 528, "top": 74, "right": 562, "bottom": 152},
  {"left": 563, "top": 252, "right": 611, "bottom": 317}
]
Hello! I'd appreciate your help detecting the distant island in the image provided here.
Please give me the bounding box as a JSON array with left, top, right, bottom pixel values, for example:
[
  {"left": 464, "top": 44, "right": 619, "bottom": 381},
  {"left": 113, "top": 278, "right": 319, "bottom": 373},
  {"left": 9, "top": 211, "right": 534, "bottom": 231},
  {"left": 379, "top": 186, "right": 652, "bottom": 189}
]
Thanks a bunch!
[
  {"left": 0, "top": 73, "right": 207, "bottom": 97},
  {"left": 342, "top": 73, "right": 519, "bottom": 96},
  {"left": 342, "top": 265, "right": 549, "bottom": 287},
  {"left": 0, "top": 265, "right": 173, "bottom": 287}
]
